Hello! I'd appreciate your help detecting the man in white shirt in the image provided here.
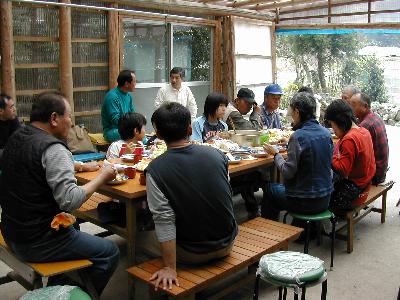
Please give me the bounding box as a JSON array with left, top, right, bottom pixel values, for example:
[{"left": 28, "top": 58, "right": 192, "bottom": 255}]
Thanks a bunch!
[{"left": 154, "top": 67, "right": 197, "bottom": 120}]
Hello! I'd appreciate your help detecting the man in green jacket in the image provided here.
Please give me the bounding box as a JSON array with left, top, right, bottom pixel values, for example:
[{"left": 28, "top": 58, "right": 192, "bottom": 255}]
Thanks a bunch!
[{"left": 101, "top": 70, "right": 136, "bottom": 142}]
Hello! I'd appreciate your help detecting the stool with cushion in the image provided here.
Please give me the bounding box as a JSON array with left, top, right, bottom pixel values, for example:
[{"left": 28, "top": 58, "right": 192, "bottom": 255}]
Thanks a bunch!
[
  {"left": 284, "top": 210, "right": 336, "bottom": 269},
  {"left": 253, "top": 251, "right": 327, "bottom": 300}
]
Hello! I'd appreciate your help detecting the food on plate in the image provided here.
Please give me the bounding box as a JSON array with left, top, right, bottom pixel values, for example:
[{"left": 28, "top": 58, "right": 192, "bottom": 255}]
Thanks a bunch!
[
  {"left": 135, "top": 158, "right": 151, "bottom": 171},
  {"left": 121, "top": 154, "right": 135, "bottom": 162},
  {"left": 149, "top": 142, "right": 167, "bottom": 159},
  {"left": 265, "top": 129, "right": 293, "bottom": 144},
  {"left": 50, "top": 212, "right": 76, "bottom": 230}
]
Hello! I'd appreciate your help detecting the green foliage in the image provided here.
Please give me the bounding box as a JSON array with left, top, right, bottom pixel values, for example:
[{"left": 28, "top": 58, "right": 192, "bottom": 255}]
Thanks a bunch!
[
  {"left": 357, "top": 56, "right": 388, "bottom": 103},
  {"left": 280, "top": 82, "right": 300, "bottom": 109}
]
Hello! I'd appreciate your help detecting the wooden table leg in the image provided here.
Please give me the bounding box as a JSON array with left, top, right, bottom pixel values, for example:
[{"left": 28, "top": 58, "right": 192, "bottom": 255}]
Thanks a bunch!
[
  {"left": 381, "top": 192, "right": 387, "bottom": 224},
  {"left": 125, "top": 200, "right": 137, "bottom": 299}
]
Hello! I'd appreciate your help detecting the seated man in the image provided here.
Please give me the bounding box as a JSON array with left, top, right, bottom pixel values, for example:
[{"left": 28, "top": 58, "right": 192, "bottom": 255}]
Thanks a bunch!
[
  {"left": 350, "top": 92, "right": 388, "bottom": 185},
  {"left": 223, "top": 88, "right": 262, "bottom": 130},
  {"left": 0, "top": 93, "right": 21, "bottom": 161},
  {"left": 341, "top": 85, "right": 360, "bottom": 104},
  {"left": 0, "top": 92, "right": 120, "bottom": 295},
  {"left": 263, "top": 92, "right": 333, "bottom": 220},
  {"left": 261, "top": 84, "right": 283, "bottom": 129},
  {"left": 143, "top": 102, "right": 237, "bottom": 290},
  {"left": 102, "top": 70, "right": 136, "bottom": 142},
  {"left": 154, "top": 67, "right": 198, "bottom": 120}
]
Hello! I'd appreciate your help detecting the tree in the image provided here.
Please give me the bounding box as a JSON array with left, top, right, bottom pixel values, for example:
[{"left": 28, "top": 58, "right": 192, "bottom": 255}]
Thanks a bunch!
[{"left": 357, "top": 56, "right": 388, "bottom": 103}]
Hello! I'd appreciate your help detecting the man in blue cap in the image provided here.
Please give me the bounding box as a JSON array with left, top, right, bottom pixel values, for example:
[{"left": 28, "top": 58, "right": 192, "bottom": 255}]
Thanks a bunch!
[{"left": 262, "top": 84, "right": 283, "bottom": 129}]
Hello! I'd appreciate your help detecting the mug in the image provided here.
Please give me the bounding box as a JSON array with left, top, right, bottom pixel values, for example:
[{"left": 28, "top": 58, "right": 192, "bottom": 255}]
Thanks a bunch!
[
  {"left": 139, "top": 173, "right": 146, "bottom": 185},
  {"left": 124, "top": 167, "right": 136, "bottom": 179}
]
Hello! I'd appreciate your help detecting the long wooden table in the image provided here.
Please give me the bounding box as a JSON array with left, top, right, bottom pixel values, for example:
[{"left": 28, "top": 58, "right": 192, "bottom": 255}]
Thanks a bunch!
[{"left": 74, "top": 155, "right": 276, "bottom": 299}]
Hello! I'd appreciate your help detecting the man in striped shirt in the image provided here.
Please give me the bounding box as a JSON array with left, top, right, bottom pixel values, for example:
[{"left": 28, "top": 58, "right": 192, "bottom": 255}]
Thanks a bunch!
[{"left": 261, "top": 84, "right": 283, "bottom": 129}]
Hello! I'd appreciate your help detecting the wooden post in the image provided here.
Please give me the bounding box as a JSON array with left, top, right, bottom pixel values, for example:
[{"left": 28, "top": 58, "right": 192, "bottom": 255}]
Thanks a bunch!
[
  {"left": 59, "top": 0, "right": 74, "bottom": 122},
  {"left": 0, "top": 1, "right": 16, "bottom": 100},
  {"left": 328, "top": 0, "right": 332, "bottom": 23},
  {"left": 213, "top": 17, "right": 222, "bottom": 92},
  {"left": 367, "top": 0, "right": 372, "bottom": 23},
  {"left": 270, "top": 23, "right": 277, "bottom": 83},
  {"left": 108, "top": 3, "right": 119, "bottom": 89},
  {"left": 221, "top": 16, "right": 236, "bottom": 101}
]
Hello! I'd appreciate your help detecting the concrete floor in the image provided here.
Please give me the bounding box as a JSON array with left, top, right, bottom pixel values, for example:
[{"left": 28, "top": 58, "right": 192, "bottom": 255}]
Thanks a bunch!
[{"left": 1, "top": 126, "right": 400, "bottom": 300}]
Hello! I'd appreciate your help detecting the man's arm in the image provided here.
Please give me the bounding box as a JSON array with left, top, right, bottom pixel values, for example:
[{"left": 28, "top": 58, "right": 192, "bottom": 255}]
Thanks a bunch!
[
  {"left": 146, "top": 173, "right": 179, "bottom": 290},
  {"left": 154, "top": 88, "right": 164, "bottom": 110},
  {"left": 228, "top": 111, "right": 260, "bottom": 130},
  {"left": 43, "top": 144, "right": 115, "bottom": 211}
]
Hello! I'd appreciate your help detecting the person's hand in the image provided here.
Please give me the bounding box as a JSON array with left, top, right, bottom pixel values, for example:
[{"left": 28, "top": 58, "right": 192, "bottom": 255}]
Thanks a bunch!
[
  {"left": 149, "top": 267, "right": 179, "bottom": 291},
  {"left": 253, "top": 104, "right": 261, "bottom": 113},
  {"left": 278, "top": 137, "right": 288, "bottom": 146},
  {"left": 99, "top": 164, "right": 117, "bottom": 182},
  {"left": 124, "top": 142, "right": 135, "bottom": 154},
  {"left": 263, "top": 143, "right": 279, "bottom": 156},
  {"left": 83, "top": 161, "right": 100, "bottom": 172}
]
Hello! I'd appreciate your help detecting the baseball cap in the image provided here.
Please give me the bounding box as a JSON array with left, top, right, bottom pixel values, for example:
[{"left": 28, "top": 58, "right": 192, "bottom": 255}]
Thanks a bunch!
[
  {"left": 264, "top": 84, "right": 283, "bottom": 95},
  {"left": 237, "top": 88, "right": 256, "bottom": 104}
]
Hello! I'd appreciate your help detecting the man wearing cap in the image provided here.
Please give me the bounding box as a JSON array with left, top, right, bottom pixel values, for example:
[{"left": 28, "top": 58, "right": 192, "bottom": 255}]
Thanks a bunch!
[
  {"left": 223, "top": 88, "right": 262, "bottom": 131},
  {"left": 262, "top": 84, "right": 283, "bottom": 129},
  {"left": 223, "top": 88, "right": 263, "bottom": 219}
]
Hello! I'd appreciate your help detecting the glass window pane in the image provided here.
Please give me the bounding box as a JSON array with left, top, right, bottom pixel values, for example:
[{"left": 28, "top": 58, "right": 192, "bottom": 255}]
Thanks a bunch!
[
  {"left": 122, "top": 20, "right": 168, "bottom": 83},
  {"left": 234, "top": 21, "right": 271, "bottom": 56},
  {"left": 173, "top": 25, "right": 211, "bottom": 81},
  {"left": 236, "top": 58, "right": 272, "bottom": 86}
]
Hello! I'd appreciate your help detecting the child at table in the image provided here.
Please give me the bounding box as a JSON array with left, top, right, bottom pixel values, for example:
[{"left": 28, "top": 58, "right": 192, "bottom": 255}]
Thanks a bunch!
[
  {"left": 191, "top": 93, "right": 229, "bottom": 142},
  {"left": 106, "top": 112, "right": 146, "bottom": 159}
]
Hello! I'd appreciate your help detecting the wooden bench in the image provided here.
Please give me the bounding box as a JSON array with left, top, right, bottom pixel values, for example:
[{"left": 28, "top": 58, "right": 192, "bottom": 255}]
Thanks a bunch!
[
  {"left": 336, "top": 181, "right": 394, "bottom": 253},
  {"left": 0, "top": 231, "right": 92, "bottom": 291},
  {"left": 127, "top": 217, "right": 303, "bottom": 300}
]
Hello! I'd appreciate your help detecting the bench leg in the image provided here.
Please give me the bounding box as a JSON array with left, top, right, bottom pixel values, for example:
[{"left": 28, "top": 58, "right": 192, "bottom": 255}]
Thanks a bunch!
[
  {"left": 346, "top": 214, "right": 354, "bottom": 253},
  {"left": 381, "top": 193, "right": 387, "bottom": 224},
  {"left": 253, "top": 274, "right": 261, "bottom": 300},
  {"left": 321, "top": 279, "right": 327, "bottom": 300},
  {"left": 330, "top": 216, "right": 336, "bottom": 270},
  {"left": 301, "top": 287, "right": 306, "bottom": 300}
]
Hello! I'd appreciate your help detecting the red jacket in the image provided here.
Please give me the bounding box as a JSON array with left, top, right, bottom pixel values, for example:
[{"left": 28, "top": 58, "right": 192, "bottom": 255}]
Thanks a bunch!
[{"left": 332, "top": 127, "right": 375, "bottom": 189}]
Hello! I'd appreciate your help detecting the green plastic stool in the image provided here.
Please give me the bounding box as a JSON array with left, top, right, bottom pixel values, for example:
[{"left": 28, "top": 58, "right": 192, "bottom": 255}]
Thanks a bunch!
[
  {"left": 284, "top": 210, "right": 336, "bottom": 269},
  {"left": 253, "top": 251, "right": 327, "bottom": 300},
  {"left": 20, "top": 286, "right": 91, "bottom": 300}
]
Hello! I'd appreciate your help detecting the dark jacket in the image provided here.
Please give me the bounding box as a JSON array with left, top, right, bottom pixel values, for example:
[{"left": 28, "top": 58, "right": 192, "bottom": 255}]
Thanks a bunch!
[
  {"left": 275, "top": 119, "right": 333, "bottom": 198},
  {"left": 0, "top": 125, "right": 66, "bottom": 243}
]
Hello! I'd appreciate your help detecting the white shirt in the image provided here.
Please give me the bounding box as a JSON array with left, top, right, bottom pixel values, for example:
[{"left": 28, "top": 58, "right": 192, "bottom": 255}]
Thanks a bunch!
[
  {"left": 154, "top": 84, "right": 198, "bottom": 119},
  {"left": 106, "top": 139, "right": 126, "bottom": 159}
]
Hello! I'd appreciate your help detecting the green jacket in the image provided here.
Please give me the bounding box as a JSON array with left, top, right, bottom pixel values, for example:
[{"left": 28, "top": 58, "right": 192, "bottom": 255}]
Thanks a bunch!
[{"left": 101, "top": 87, "right": 134, "bottom": 142}]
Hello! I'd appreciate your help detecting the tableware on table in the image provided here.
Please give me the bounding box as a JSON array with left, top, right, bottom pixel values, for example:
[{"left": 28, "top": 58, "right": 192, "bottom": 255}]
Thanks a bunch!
[
  {"left": 119, "top": 143, "right": 127, "bottom": 157},
  {"left": 121, "top": 154, "right": 135, "bottom": 163},
  {"left": 226, "top": 153, "right": 242, "bottom": 164},
  {"left": 139, "top": 173, "right": 146, "bottom": 185},
  {"left": 124, "top": 167, "right": 136, "bottom": 179},
  {"left": 107, "top": 174, "right": 129, "bottom": 185}
]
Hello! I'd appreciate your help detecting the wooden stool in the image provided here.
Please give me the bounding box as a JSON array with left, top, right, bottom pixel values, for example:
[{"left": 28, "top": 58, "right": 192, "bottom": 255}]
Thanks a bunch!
[
  {"left": 284, "top": 210, "right": 336, "bottom": 269},
  {"left": 253, "top": 251, "right": 327, "bottom": 300}
]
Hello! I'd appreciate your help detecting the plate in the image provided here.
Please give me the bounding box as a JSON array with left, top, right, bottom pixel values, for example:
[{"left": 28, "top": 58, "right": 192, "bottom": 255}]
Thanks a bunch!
[
  {"left": 253, "top": 152, "right": 269, "bottom": 158},
  {"left": 121, "top": 154, "right": 135, "bottom": 163},
  {"left": 107, "top": 174, "right": 129, "bottom": 185},
  {"left": 228, "top": 159, "right": 241, "bottom": 164}
]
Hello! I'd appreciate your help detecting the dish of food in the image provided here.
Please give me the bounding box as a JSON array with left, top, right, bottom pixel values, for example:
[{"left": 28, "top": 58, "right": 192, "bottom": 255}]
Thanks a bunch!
[
  {"left": 107, "top": 174, "right": 129, "bottom": 185},
  {"left": 135, "top": 159, "right": 151, "bottom": 172},
  {"left": 121, "top": 154, "right": 135, "bottom": 163},
  {"left": 226, "top": 153, "right": 242, "bottom": 164}
]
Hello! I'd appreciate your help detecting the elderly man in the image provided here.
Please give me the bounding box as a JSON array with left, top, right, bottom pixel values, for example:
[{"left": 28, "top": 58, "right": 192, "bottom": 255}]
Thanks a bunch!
[
  {"left": 102, "top": 69, "right": 136, "bottom": 142},
  {"left": 350, "top": 92, "right": 389, "bottom": 184},
  {"left": 0, "top": 93, "right": 21, "bottom": 161},
  {"left": 142, "top": 103, "right": 237, "bottom": 291},
  {"left": 223, "top": 88, "right": 262, "bottom": 130},
  {"left": 262, "top": 84, "right": 283, "bottom": 129},
  {"left": 1, "top": 92, "right": 120, "bottom": 295},
  {"left": 154, "top": 67, "right": 197, "bottom": 120},
  {"left": 341, "top": 85, "right": 360, "bottom": 103}
]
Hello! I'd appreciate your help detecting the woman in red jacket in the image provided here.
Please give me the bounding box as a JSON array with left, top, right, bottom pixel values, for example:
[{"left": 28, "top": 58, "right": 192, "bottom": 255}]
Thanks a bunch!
[{"left": 325, "top": 99, "right": 375, "bottom": 212}]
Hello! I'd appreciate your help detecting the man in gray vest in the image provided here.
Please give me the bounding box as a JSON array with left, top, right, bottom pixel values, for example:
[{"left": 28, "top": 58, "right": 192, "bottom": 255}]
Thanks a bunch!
[
  {"left": 1, "top": 91, "right": 120, "bottom": 295},
  {"left": 143, "top": 102, "right": 237, "bottom": 291}
]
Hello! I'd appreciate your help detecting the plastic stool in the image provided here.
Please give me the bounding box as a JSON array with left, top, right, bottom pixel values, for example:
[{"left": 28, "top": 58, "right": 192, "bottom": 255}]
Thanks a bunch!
[
  {"left": 284, "top": 210, "right": 336, "bottom": 269},
  {"left": 253, "top": 251, "right": 327, "bottom": 300}
]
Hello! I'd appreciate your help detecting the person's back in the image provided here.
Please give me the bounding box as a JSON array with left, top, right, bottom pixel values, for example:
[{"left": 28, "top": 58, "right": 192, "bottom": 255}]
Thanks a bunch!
[
  {"left": 285, "top": 120, "right": 333, "bottom": 198},
  {"left": 334, "top": 126, "right": 375, "bottom": 188},
  {"left": 146, "top": 144, "right": 236, "bottom": 253},
  {"left": 359, "top": 111, "right": 388, "bottom": 184}
]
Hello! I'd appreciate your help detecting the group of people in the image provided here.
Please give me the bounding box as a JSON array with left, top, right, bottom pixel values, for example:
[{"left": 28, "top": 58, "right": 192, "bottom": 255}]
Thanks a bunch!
[{"left": 0, "top": 70, "right": 389, "bottom": 293}]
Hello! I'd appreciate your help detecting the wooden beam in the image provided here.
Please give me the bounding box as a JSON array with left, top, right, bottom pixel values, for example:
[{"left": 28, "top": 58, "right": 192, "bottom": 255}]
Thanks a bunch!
[
  {"left": 213, "top": 17, "right": 223, "bottom": 92},
  {"left": 15, "top": 63, "right": 58, "bottom": 69},
  {"left": 59, "top": 0, "right": 75, "bottom": 122},
  {"left": 0, "top": 1, "right": 16, "bottom": 100},
  {"left": 228, "top": 0, "right": 280, "bottom": 9},
  {"left": 74, "top": 109, "right": 101, "bottom": 117},
  {"left": 270, "top": 23, "right": 277, "bottom": 83},
  {"left": 108, "top": 2, "right": 119, "bottom": 89},
  {"left": 279, "top": 0, "right": 384, "bottom": 15},
  {"left": 256, "top": 0, "right": 320, "bottom": 11},
  {"left": 328, "top": 0, "right": 331, "bottom": 23},
  {"left": 276, "top": 22, "right": 400, "bottom": 29},
  {"left": 367, "top": 0, "right": 371, "bottom": 23},
  {"left": 221, "top": 16, "right": 236, "bottom": 101},
  {"left": 13, "top": 36, "right": 59, "bottom": 42}
]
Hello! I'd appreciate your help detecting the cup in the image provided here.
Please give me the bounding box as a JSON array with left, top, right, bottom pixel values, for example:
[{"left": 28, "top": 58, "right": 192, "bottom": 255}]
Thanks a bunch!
[
  {"left": 134, "top": 146, "right": 144, "bottom": 155},
  {"left": 259, "top": 132, "right": 269, "bottom": 145},
  {"left": 133, "top": 154, "right": 142, "bottom": 164},
  {"left": 119, "top": 143, "right": 127, "bottom": 157},
  {"left": 124, "top": 167, "right": 136, "bottom": 179},
  {"left": 139, "top": 173, "right": 146, "bottom": 185}
]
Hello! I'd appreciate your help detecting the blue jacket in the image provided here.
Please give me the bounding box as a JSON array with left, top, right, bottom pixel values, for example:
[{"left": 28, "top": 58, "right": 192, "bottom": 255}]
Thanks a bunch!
[
  {"left": 274, "top": 119, "right": 333, "bottom": 198},
  {"left": 191, "top": 116, "right": 228, "bottom": 142}
]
